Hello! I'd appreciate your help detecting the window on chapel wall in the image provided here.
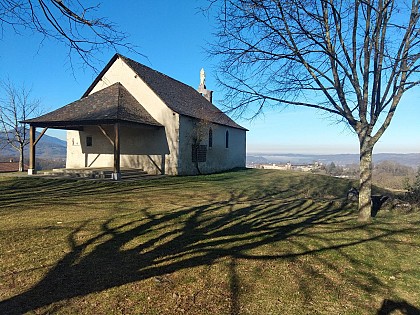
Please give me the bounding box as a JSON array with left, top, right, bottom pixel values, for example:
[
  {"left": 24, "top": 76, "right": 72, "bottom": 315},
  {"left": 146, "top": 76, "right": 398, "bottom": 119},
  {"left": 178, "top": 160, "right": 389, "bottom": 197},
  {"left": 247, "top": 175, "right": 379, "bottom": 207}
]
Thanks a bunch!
[
  {"left": 192, "top": 145, "right": 207, "bottom": 163},
  {"left": 86, "top": 136, "right": 93, "bottom": 147},
  {"left": 225, "top": 130, "right": 229, "bottom": 148},
  {"left": 209, "top": 128, "right": 213, "bottom": 148}
]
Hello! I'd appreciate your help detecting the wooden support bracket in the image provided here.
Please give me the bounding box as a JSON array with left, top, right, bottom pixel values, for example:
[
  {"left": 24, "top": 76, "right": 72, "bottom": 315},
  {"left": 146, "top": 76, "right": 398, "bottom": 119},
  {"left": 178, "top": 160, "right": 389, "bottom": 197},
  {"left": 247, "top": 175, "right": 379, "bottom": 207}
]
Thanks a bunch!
[
  {"left": 34, "top": 127, "right": 48, "bottom": 146},
  {"left": 98, "top": 125, "right": 114, "bottom": 146}
]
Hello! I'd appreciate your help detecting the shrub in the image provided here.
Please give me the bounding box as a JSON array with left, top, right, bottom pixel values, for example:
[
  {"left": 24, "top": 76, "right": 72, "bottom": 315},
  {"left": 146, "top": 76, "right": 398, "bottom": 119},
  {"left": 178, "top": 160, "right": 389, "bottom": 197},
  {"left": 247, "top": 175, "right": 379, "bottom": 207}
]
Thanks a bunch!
[{"left": 404, "top": 167, "right": 420, "bottom": 204}]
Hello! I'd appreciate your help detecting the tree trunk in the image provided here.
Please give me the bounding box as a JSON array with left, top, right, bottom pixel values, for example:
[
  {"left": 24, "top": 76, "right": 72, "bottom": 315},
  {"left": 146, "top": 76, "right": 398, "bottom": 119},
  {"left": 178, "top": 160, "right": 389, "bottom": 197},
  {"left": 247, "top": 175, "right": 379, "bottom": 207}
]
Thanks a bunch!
[
  {"left": 19, "top": 147, "right": 24, "bottom": 172},
  {"left": 358, "top": 143, "right": 373, "bottom": 222}
]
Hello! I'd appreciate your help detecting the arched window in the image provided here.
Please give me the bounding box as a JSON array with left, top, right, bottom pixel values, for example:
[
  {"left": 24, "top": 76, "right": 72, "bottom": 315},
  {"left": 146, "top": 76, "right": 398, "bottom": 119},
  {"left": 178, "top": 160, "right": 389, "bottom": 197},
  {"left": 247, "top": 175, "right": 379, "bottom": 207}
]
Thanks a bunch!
[
  {"left": 208, "top": 128, "right": 213, "bottom": 148},
  {"left": 225, "top": 130, "right": 229, "bottom": 148}
]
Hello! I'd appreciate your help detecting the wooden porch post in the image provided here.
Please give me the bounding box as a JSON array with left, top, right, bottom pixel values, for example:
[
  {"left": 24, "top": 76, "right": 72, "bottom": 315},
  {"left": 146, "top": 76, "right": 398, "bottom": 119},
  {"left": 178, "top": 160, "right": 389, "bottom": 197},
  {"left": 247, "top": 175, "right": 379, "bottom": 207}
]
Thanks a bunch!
[
  {"left": 113, "top": 122, "right": 121, "bottom": 180},
  {"left": 28, "top": 125, "right": 36, "bottom": 175}
]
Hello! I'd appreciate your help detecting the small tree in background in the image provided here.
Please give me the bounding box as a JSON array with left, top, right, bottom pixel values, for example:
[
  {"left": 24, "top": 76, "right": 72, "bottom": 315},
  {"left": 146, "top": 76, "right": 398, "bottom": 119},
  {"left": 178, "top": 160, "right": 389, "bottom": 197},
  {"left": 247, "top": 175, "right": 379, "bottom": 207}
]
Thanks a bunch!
[
  {"left": 0, "top": 80, "right": 41, "bottom": 171},
  {"left": 405, "top": 167, "right": 420, "bottom": 204},
  {"left": 209, "top": 0, "right": 420, "bottom": 221}
]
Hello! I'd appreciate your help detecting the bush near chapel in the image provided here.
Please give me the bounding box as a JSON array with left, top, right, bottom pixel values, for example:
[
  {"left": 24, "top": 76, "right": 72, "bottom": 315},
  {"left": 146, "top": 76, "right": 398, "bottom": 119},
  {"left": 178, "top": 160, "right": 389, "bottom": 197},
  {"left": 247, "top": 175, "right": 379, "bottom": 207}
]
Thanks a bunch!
[{"left": 405, "top": 168, "right": 420, "bottom": 205}]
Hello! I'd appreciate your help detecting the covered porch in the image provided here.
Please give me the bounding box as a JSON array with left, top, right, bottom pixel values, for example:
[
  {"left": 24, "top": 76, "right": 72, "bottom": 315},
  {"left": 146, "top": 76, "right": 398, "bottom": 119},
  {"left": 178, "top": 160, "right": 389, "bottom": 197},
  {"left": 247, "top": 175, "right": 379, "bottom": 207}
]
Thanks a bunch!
[{"left": 23, "top": 83, "right": 165, "bottom": 180}]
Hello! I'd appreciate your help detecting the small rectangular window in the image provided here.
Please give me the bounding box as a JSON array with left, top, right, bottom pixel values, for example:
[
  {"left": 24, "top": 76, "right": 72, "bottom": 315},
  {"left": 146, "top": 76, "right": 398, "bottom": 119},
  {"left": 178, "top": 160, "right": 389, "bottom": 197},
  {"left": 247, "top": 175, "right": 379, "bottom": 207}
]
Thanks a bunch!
[
  {"left": 192, "top": 145, "right": 207, "bottom": 163},
  {"left": 209, "top": 128, "right": 213, "bottom": 148},
  {"left": 225, "top": 130, "right": 229, "bottom": 148},
  {"left": 86, "top": 136, "right": 93, "bottom": 147}
]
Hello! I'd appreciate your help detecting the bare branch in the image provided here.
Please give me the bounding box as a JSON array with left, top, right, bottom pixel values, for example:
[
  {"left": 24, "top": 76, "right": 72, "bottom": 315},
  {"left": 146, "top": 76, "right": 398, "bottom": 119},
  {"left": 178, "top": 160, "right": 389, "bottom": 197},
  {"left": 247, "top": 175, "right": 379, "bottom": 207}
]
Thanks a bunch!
[
  {"left": 208, "top": 0, "right": 420, "bottom": 220},
  {"left": 0, "top": 79, "right": 42, "bottom": 171},
  {"left": 0, "top": 0, "right": 139, "bottom": 70}
]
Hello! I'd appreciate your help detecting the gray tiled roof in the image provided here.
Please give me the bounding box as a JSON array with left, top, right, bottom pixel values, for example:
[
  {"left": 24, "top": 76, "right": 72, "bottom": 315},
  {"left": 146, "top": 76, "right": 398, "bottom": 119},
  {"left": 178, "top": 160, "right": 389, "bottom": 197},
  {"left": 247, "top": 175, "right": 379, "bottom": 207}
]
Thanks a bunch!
[
  {"left": 83, "top": 54, "right": 247, "bottom": 130},
  {"left": 121, "top": 55, "right": 246, "bottom": 130},
  {"left": 24, "top": 83, "right": 162, "bottom": 128}
]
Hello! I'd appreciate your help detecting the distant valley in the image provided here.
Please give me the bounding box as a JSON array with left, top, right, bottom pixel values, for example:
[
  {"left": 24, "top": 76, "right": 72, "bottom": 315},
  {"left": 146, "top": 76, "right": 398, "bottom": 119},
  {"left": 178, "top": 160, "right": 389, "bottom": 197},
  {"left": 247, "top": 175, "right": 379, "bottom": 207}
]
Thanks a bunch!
[
  {"left": 247, "top": 153, "right": 420, "bottom": 168},
  {"left": 0, "top": 133, "right": 67, "bottom": 162},
  {"left": 2, "top": 131, "right": 419, "bottom": 170}
]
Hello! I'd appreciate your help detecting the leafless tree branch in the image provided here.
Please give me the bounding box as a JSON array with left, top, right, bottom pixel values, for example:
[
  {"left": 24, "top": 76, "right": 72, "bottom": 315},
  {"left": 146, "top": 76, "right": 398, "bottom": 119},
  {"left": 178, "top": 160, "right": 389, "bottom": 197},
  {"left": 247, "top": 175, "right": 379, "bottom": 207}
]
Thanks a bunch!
[
  {"left": 0, "top": 0, "right": 138, "bottom": 70},
  {"left": 208, "top": 0, "right": 420, "bottom": 221},
  {"left": 0, "top": 79, "right": 42, "bottom": 171}
]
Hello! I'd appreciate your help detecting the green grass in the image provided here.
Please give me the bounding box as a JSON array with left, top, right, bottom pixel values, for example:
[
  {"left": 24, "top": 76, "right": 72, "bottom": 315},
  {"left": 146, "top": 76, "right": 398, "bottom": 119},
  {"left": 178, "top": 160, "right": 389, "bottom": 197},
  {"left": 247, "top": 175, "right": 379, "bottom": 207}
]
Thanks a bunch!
[{"left": 0, "top": 169, "right": 419, "bottom": 314}]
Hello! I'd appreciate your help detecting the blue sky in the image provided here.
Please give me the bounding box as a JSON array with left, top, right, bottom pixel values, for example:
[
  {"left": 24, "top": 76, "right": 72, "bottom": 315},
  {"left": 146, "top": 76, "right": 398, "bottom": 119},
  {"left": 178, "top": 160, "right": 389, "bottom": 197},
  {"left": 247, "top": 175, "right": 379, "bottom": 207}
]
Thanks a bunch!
[{"left": 0, "top": 1, "right": 418, "bottom": 154}]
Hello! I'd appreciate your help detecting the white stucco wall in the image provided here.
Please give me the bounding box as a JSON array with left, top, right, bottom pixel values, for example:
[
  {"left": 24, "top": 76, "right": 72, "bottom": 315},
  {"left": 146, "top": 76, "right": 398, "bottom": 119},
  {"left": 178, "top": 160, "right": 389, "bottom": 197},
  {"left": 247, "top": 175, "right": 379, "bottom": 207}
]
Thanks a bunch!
[
  {"left": 66, "top": 125, "right": 169, "bottom": 174},
  {"left": 178, "top": 115, "right": 246, "bottom": 175},
  {"left": 66, "top": 57, "right": 180, "bottom": 175},
  {"left": 66, "top": 56, "right": 246, "bottom": 176}
]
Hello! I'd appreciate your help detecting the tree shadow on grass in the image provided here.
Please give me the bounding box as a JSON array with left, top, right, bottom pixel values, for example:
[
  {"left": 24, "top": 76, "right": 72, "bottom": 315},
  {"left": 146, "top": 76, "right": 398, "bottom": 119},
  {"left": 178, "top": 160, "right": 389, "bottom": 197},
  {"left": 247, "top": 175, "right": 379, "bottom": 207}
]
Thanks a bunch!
[
  {"left": 0, "top": 177, "right": 144, "bottom": 209},
  {"left": 0, "top": 178, "right": 416, "bottom": 314},
  {"left": 377, "top": 299, "right": 420, "bottom": 315}
]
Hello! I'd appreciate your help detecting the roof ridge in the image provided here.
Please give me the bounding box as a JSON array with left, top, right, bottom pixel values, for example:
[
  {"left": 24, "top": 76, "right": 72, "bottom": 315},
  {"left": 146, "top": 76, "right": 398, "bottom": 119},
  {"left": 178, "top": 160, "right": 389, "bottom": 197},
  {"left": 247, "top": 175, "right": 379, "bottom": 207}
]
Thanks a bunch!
[
  {"left": 118, "top": 54, "right": 197, "bottom": 91},
  {"left": 83, "top": 54, "right": 246, "bottom": 130}
]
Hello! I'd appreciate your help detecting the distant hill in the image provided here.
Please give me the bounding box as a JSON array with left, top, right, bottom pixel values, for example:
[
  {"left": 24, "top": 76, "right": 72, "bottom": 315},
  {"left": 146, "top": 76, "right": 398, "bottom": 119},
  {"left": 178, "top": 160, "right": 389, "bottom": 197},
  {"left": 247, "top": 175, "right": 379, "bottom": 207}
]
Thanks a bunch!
[
  {"left": 247, "top": 153, "right": 420, "bottom": 168},
  {"left": 0, "top": 131, "right": 66, "bottom": 161}
]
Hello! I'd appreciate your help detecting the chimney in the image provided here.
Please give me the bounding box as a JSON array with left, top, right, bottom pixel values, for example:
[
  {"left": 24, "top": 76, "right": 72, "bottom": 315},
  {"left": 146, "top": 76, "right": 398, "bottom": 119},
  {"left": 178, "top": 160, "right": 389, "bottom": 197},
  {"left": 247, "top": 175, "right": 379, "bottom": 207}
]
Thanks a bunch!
[{"left": 197, "top": 68, "right": 213, "bottom": 103}]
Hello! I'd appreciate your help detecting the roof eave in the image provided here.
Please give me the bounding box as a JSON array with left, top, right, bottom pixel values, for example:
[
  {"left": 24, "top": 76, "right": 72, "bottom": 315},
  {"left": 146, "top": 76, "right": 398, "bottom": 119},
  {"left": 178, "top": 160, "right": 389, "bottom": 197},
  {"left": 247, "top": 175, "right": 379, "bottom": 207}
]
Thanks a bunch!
[
  {"left": 180, "top": 114, "right": 248, "bottom": 131},
  {"left": 22, "top": 118, "right": 163, "bottom": 129}
]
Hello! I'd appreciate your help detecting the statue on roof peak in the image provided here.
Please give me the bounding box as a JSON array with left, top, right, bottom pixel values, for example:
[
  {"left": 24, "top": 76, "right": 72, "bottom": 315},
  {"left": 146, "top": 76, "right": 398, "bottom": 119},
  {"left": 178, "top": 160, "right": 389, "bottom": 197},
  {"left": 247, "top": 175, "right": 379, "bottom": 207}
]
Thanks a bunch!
[{"left": 200, "top": 68, "right": 206, "bottom": 87}]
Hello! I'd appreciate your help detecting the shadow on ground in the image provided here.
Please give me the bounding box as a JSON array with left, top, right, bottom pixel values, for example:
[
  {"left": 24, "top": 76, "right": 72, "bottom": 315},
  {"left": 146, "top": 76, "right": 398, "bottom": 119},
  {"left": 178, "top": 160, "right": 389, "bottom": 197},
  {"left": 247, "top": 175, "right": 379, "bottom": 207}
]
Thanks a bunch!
[
  {"left": 0, "top": 173, "right": 417, "bottom": 314},
  {"left": 377, "top": 299, "right": 420, "bottom": 315}
]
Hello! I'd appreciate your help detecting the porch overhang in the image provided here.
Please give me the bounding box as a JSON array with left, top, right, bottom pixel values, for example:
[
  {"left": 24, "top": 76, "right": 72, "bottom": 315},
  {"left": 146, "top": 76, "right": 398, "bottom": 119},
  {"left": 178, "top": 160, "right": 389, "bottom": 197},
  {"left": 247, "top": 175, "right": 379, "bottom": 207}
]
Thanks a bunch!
[
  {"left": 22, "top": 83, "right": 163, "bottom": 180},
  {"left": 26, "top": 119, "right": 163, "bottom": 130}
]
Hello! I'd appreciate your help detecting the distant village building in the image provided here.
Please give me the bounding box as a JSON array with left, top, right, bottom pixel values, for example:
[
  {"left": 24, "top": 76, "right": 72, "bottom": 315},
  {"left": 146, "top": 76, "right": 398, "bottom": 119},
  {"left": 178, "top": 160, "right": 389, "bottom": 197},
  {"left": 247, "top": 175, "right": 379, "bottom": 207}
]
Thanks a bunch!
[
  {"left": 260, "top": 162, "right": 292, "bottom": 171},
  {"left": 24, "top": 54, "right": 247, "bottom": 179},
  {"left": 258, "top": 162, "right": 322, "bottom": 172}
]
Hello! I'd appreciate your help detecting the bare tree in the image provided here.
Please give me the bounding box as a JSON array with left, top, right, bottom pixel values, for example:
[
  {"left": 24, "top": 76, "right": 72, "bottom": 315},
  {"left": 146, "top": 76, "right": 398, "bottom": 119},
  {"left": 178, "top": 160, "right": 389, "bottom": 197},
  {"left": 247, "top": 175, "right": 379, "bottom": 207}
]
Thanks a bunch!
[
  {"left": 0, "top": 0, "right": 135, "bottom": 68},
  {"left": 209, "top": 0, "right": 420, "bottom": 221},
  {"left": 191, "top": 116, "right": 211, "bottom": 175},
  {"left": 0, "top": 80, "right": 41, "bottom": 171}
]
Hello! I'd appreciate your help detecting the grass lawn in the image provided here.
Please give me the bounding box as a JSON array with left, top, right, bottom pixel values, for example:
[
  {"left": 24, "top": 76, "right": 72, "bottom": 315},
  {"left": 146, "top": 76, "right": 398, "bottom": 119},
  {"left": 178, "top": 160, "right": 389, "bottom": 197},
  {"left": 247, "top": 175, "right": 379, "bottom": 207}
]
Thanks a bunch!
[{"left": 0, "top": 169, "right": 419, "bottom": 315}]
